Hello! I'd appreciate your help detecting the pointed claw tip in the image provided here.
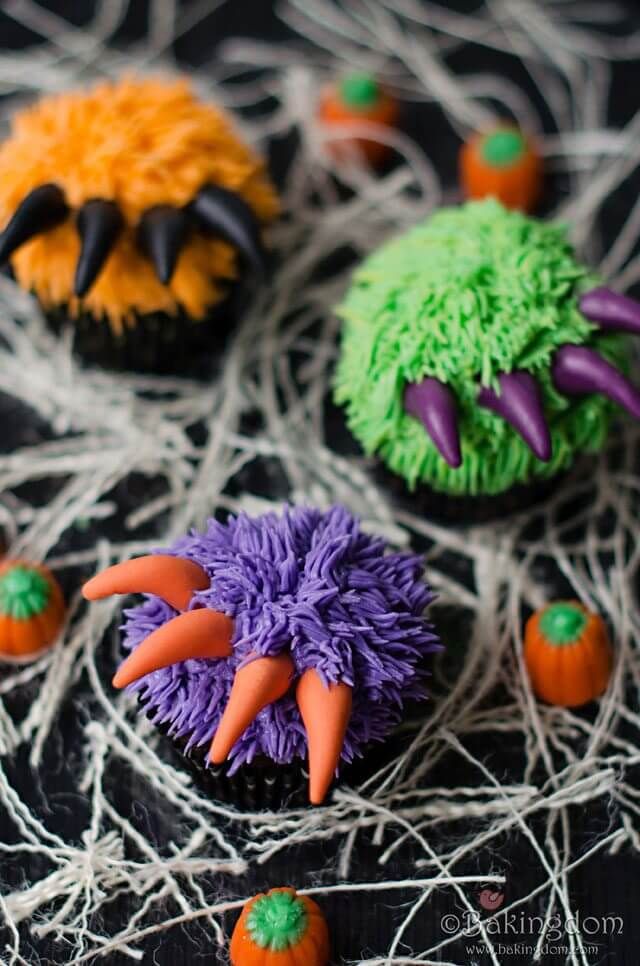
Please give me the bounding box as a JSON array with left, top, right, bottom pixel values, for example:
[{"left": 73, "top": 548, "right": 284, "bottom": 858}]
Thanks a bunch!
[
  {"left": 81, "top": 555, "right": 210, "bottom": 611},
  {"left": 137, "top": 206, "right": 190, "bottom": 286},
  {"left": 296, "top": 670, "right": 352, "bottom": 806},
  {"left": 106, "top": 609, "right": 233, "bottom": 690},
  {"left": 208, "top": 729, "right": 229, "bottom": 764},
  {"left": 73, "top": 269, "right": 90, "bottom": 298},
  {"left": 111, "top": 653, "right": 140, "bottom": 690},
  {"left": 525, "top": 422, "right": 552, "bottom": 462},
  {"left": 112, "top": 669, "right": 126, "bottom": 689},
  {"left": 0, "top": 183, "right": 68, "bottom": 263},
  {"left": 579, "top": 286, "right": 640, "bottom": 335},
  {"left": 112, "top": 659, "right": 137, "bottom": 689},
  {"left": 73, "top": 199, "right": 124, "bottom": 297},
  {"left": 308, "top": 769, "right": 336, "bottom": 806},
  {"left": 208, "top": 743, "right": 227, "bottom": 765},
  {"left": 478, "top": 371, "right": 552, "bottom": 463},
  {"left": 190, "top": 183, "right": 266, "bottom": 277},
  {"left": 157, "top": 263, "right": 172, "bottom": 285},
  {"left": 553, "top": 343, "right": 640, "bottom": 421},
  {"left": 404, "top": 377, "right": 462, "bottom": 469},
  {"left": 208, "top": 653, "right": 294, "bottom": 765},
  {"left": 536, "top": 445, "right": 552, "bottom": 463}
]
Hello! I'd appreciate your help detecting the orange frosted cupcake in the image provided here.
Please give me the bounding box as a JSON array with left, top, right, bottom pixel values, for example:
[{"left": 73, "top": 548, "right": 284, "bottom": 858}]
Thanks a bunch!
[{"left": 0, "top": 76, "right": 279, "bottom": 372}]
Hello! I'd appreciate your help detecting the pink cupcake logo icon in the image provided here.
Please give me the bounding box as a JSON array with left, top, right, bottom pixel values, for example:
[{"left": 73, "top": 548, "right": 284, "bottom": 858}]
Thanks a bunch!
[{"left": 478, "top": 888, "right": 505, "bottom": 911}]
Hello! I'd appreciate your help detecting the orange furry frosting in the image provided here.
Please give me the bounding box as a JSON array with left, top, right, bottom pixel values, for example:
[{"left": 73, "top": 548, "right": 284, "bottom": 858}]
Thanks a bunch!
[{"left": 0, "top": 76, "right": 279, "bottom": 332}]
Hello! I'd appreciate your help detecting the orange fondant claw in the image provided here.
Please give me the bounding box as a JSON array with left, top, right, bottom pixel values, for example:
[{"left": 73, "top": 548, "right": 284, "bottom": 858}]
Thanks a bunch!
[
  {"left": 296, "top": 669, "right": 352, "bottom": 805},
  {"left": 83, "top": 555, "right": 210, "bottom": 611},
  {"left": 112, "top": 608, "right": 233, "bottom": 688},
  {"left": 209, "top": 653, "right": 294, "bottom": 763}
]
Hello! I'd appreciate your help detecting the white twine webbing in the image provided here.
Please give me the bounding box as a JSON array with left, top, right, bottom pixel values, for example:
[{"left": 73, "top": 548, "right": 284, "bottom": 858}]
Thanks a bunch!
[{"left": 0, "top": 2, "right": 639, "bottom": 963}]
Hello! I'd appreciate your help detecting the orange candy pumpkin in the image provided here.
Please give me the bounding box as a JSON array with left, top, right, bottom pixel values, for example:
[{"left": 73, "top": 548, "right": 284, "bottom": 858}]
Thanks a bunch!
[
  {"left": 524, "top": 601, "right": 612, "bottom": 707},
  {"left": 230, "top": 887, "right": 330, "bottom": 966},
  {"left": 460, "top": 125, "right": 542, "bottom": 212},
  {"left": 318, "top": 71, "right": 399, "bottom": 166},
  {"left": 0, "top": 559, "right": 65, "bottom": 661}
]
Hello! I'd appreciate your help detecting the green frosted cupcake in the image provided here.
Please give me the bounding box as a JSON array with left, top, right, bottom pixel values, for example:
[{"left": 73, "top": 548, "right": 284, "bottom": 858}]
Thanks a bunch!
[{"left": 335, "top": 199, "right": 640, "bottom": 518}]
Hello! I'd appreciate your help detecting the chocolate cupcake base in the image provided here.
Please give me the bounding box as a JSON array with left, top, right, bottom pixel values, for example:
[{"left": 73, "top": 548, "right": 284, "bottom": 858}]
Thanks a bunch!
[
  {"left": 371, "top": 458, "right": 580, "bottom": 526},
  {"left": 142, "top": 694, "right": 406, "bottom": 810},
  {"left": 44, "top": 282, "right": 250, "bottom": 375}
]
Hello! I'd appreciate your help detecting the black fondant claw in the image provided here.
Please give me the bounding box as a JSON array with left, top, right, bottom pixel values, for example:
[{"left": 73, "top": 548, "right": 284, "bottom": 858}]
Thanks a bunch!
[
  {"left": 74, "top": 199, "right": 124, "bottom": 296},
  {"left": 137, "top": 206, "right": 191, "bottom": 284},
  {"left": 0, "top": 184, "right": 68, "bottom": 263},
  {"left": 404, "top": 377, "right": 462, "bottom": 468},
  {"left": 189, "top": 184, "right": 266, "bottom": 275},
  {"left": 552, "top": 344, "right": 640, "bottom": 420},
  {"left": 478, "top": 371, "right": 552, "bottom": 461}
]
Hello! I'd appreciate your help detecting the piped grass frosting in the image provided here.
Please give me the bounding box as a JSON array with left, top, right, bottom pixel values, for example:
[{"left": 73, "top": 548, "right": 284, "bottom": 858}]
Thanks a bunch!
[{"left": 335, "top": 199, "right": 629, "bottom": 496}]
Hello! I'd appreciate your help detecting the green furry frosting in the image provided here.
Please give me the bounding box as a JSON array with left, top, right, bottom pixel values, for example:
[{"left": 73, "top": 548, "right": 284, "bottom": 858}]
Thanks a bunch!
[{"left": 335, "top": 199, "right": 627, "bottom": 496}]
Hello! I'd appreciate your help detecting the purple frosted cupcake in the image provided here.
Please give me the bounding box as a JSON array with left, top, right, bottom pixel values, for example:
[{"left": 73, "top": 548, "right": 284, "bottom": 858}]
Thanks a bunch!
[{"left": 83, "top": 505, "right": 441, "bottom": 807}]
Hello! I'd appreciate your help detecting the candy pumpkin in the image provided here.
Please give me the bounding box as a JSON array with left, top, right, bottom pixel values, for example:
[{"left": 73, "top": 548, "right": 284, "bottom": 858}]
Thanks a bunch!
[
  {"left": 318, "top": 71, "right": 399, "bottom": 166},
  {"left": 230, "top": 887, "right": 330, "bottom": 966},
  {"left": 0, "top": 559, "right": 65, "bottom": 660},
  {"left": 460, "top": 125, "right": 542, "bottom": 212},
  {"left": 524, "top": 601, "right": 612, "bottom": 707}
]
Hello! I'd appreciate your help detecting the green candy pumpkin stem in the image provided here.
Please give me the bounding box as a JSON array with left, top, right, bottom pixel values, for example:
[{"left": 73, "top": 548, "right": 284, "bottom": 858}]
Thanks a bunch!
[
  {"left": 539, "top": 601, "right": 587, "bottom": 645},
  {"left": 246, "top": 890, "right": 308, "bottom": 951},
  {"left": 481, "top": 129, "right": 526, "bottom": 167},
  {"left": 0, "top": 565, "right": 51, "bottom": 620},
  {"left": 339, "top": 72, "right": 381, "bottom": 109}
]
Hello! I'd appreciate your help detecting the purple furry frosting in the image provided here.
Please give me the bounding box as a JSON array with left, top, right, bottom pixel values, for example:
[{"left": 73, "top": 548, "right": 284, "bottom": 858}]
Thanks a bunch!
[{"left": 122, "top": 505, "right": 441, "bottom": 772}]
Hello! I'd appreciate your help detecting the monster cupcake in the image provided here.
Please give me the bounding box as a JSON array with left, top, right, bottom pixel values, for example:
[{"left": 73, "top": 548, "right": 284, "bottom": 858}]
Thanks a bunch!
[
  {"left": 82, "top": 505, "right": 441, "bottom": 807},
  {"left": 335, "top": 199, "right": 640, "bottom": 520},
  {"left": 0, "top": 76, "right": 279, "bottom": 372}
]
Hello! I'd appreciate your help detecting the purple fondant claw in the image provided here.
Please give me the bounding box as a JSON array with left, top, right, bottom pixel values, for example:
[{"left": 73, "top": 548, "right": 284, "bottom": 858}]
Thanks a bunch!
[
  {"left": 405, "top": 377, "right": 462, "bottom": 468},
  {"left": 478, "top": 371, "right": 552, "bottom": 461},
  {"left": 552, "top": 344, "right": 640, "bottom": 419},
  {"left": 579, "top": 287, "right": 640, "bottom": 335}
]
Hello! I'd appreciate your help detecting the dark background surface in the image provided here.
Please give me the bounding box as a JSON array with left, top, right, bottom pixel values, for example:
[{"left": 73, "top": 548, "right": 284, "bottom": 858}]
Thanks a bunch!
[{"left": 0, "top": 2, "right": 639, "bottom": 964}]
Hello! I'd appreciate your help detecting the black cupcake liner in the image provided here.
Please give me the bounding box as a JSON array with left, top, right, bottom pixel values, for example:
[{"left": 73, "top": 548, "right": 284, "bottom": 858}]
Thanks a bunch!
[
  {"left": 127, "top": 598, "right": 446, "bottom": 810},
  {"left": 370, "top": 458, "right": 584, "bottom": 526},
  {"left": 139, "top": 693, "right": 306, "bottom": 808},
  {"left": 139, "top": 691, "right": 408, "bottom": 810},
  {"left": 183, "top": 750, "right": 310, "bottom": 810},
  {"left": 44, "top": 281, "right": 250, "bottom": 375}
]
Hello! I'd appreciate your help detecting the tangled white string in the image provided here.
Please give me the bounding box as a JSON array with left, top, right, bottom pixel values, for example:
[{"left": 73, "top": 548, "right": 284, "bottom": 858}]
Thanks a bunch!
[{"left": 0, "top": 1, "right": 639, "bottom": 963}]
